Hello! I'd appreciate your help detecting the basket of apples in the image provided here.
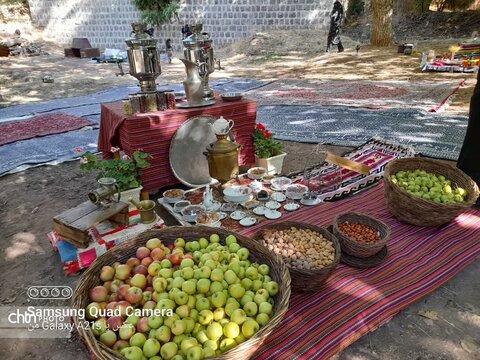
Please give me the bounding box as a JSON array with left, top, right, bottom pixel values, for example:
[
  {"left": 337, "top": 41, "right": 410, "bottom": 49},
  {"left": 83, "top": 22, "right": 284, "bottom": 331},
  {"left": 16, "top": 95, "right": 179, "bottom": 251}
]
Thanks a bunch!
[
  {"left": 384, "top": 158, "right": 479, "bottom": 226},
  {"left": 72, "top": 226, "right": 291, "bottom": 360}
]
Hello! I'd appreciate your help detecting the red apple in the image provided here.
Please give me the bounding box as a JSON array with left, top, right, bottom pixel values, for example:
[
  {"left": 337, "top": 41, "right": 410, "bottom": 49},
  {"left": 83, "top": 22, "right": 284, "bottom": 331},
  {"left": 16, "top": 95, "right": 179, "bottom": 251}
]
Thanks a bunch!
[
  {"left": 116, "top": 301, "right": 131, "bottom": 318},
  {"left": 168, "top": 253, "right": 182, "bottom": 266},
  {"left": 143, "top": 300, "right": 156, "bottom": 310},
  {"left": 145, "top": 286, "right": 153, "bottom": 292},
  {"left": 115, "top": 264, "right": 131, "bottom": 280},
  {"left": 130, "top": 274, "right": 147, "bottom": 290},
  {"left": 107, "top": 316, "right": 124, "bottom": 331},
  {"left": 106, "top": 301, "right": 117, "bottom": 312},
  {"left": 133, "top": 265, "right": 148, "bottom": 276},
  {"left": 167, "top": 244, "right": 175, "bottom": 251},
  {"left": 136, "top": 247, "right": 151, "bottom": 260},
  {"left": 118, "top": 284, "right": 130, "bottom": 300},
  {"left": 146, "top": 275, "right": 153, "bottom": 287},
  {"left": 89, "top": 286, "right": 109, "bottom": 302},
  {"left": 125, "top": 286, "right": 143, "bottom": 305},
  {"left": 136, "top": 317, "right": 150, "bottom": 333},
  {"left": 127, "top": 257, "right": 140, "bottom": 268},
  {"left": 103, "top": 281, "right": 112, "bottom": 293},
  {"left": 112, "top": 339, "right": 129, "bottom": 352},
  {"left": 109, "top": 293, "right": 119, "bottom": 302},
  {"left": 100, "top": 266, "right": 115, "bottom": 282},
  {"left": 150, "top": 248, "right": 165, "bottom": 261},
  {"left": 141, "top": 256, "right": 153, "bottom": 267},
  {"left": 184, "top": 254, "right": 193, "bottom": 260}
]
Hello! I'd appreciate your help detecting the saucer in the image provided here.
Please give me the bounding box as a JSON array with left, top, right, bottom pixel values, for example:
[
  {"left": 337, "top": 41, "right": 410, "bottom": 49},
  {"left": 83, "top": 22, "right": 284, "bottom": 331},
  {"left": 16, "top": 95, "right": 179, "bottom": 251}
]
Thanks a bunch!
[
  {"left": 240, "top": 217, "right": 257, "bottom": 227},
  {"left": 230, "top": 210, "right": 247, "bottom": 220},
  {"left": 204, "top": 201, "right": 221, "bottom": 211},
  {"left": 265, "top": 201, "right": 281, "bottom": 210},
  {"left": 270, "top": 192, "right": 286, "bottom": 202},
  {"left": 284, "top": 203, "right": 300, "bottom": 211},
  {"left": 253, "top": 206, "right": 268, "bottom": 215},
  {"left": 265, "top": 210, "right": 282, "bottom": 219},
  {"left": 220, "top": 203, "right": 238, "bottom": 212},
  {"left": 300, "top": 197, "right": 322, "bottom": 206}
]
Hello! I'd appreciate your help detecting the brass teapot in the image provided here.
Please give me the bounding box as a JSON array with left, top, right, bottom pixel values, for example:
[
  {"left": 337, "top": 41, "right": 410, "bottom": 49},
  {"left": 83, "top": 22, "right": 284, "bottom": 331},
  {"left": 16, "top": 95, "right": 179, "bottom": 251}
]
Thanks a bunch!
[{"left": 204, "top": 131, "right": 240, "bottom": 184}]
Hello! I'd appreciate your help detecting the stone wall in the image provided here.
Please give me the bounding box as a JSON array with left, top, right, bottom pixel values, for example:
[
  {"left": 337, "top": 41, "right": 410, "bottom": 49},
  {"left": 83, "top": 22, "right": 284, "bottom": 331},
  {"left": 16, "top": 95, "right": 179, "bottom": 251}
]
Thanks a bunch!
[{"left": 28, "top": 0, "right": 339, "bottom": 50}]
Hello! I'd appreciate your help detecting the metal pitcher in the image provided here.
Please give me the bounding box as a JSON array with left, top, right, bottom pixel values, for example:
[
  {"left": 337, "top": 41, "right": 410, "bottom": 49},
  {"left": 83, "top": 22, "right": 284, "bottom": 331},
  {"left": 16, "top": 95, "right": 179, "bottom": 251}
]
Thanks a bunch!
[{"left": 180, "top": 58, "right": 205, "bottom": 106}]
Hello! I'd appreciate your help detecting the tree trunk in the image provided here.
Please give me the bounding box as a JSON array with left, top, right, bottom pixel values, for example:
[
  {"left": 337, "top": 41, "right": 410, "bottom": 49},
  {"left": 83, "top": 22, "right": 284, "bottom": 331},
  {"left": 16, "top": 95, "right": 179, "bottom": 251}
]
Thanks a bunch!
[{"left": 371, "top": 0, "right": 393, "bottom": 46}]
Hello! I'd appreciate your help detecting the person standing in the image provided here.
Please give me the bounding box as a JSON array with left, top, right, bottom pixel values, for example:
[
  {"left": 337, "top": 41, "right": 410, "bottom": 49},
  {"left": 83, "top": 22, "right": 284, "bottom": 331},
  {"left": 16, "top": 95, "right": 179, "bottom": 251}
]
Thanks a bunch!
[
  {"left": 457, "top": 69, "right": 480, "bottom": 202},
  {"left": 165, "top": 38, "right": 173, "bottom": 64},
  {"left": 326, "top": 0, "right": 345, "bottom": 53},
  {"left": 181, "top": 24, "right": 192, "bottom": 39}
]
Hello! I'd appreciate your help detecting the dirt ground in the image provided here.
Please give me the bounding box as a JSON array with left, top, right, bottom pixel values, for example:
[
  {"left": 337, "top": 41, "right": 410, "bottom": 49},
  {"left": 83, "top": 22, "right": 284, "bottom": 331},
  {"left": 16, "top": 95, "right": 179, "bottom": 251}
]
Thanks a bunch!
[{"left": 0, "top": 13, "right": 479, "bottom": 360}]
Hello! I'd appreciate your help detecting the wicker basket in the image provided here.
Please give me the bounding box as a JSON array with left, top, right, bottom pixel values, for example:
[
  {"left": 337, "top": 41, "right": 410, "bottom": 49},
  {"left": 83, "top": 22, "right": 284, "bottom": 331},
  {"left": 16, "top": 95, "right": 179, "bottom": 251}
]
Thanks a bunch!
[
  {"left": 384, "top": 158, "right": 479, "bottom": 226},
  {"left": 71, "top": 226, "right": 291, "bottom": 360},
  {"left": 254, "top": 221, "right": 341, "bottom": 292},
  {"left": 333, "top": 212, "right": 390, "bottom": 258}
]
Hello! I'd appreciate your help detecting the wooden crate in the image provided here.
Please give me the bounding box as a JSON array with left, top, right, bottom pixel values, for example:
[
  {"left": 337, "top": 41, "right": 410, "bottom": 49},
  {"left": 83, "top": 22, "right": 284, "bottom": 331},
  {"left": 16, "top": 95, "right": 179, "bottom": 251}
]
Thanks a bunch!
[{"left": 53, "top": 201, "right": 129, "bottom": 248}]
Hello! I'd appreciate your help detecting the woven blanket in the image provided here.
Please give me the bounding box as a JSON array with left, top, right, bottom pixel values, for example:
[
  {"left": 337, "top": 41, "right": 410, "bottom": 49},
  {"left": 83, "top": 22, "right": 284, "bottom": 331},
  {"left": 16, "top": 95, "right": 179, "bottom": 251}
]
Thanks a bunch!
[
  {"left": 238, "top": 183, "right": 480, "bottom": 359},
  {"left": 48, "top": 210, "right": 164, "bottom": 275},
  {"left": 0, "top": 112, "right": 94, "bottom": 146},
  {"left": 257, "top": 105, "right": 468, "bottom": 160},
  {"left": 248, "top": 79, "right": 466, "bottom": 112}
]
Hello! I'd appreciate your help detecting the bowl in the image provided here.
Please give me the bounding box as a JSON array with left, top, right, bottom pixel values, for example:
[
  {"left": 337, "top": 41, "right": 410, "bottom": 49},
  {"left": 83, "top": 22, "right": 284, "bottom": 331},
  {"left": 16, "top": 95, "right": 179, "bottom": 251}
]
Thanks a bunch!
[
  {"left": 262, "top": 175, "right": 275, "bottom": 184},
  {"left": 223, "top": 186, "right": 253, "bottom": 203},
  {"left": 221, "top": 92, "right": 244, "bottom": 102},
  {"left": 271, "top": 177, "right": 292, "bottom": 191},
  {"left": 181, "top": 205, "right": 206, "bottom": 222},
  {"left": 173, "top": 200, "right": 191, "bottom": 213},
  {"left": 285, "top": 184, "right": 309, "bottom": 200},
  {"left": 195, "top": 211, "right": 221, "bottom": 227},
  {"left": 163, "top": 188, "right": 185, "bottom": 203},
  {"left": 248, "top": 167, "right": 267, "bottom": 180}
]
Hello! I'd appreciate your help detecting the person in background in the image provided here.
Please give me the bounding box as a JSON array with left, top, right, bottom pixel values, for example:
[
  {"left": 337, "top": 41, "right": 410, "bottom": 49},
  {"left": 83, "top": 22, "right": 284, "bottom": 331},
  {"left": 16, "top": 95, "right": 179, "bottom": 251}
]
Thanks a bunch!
[
  {"left": 182, "top": 24, "right": 192, "bottom": 39},
  {"left": 165, "top": 39, "right": 173, "bottom": 64},
  {"left": 457, "top": 69, "right": 480, "bottom": 204},
  {"left": 326, "top": 0, "right": 345, "bottom": 53}
]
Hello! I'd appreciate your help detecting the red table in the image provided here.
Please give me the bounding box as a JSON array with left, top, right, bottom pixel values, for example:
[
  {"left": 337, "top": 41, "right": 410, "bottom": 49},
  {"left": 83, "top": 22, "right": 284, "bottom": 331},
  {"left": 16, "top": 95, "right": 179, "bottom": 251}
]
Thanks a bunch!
[{"left": 99, "top": 97, "right": 257, "bottom": 193}]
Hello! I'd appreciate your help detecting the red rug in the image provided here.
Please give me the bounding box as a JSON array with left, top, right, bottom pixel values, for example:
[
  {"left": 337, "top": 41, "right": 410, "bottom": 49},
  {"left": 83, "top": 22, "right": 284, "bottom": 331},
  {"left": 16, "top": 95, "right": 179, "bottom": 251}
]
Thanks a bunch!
[
  {"left": 0, "top": 112, "right": 95, "bottom": 146},
  {"left": 238, "top": 183, "right": 480, "bottom": 359}
]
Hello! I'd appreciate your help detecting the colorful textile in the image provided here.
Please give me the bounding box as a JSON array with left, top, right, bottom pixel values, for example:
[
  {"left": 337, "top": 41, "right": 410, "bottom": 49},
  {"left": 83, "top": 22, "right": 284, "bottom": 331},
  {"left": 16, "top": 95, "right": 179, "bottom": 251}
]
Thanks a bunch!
[
  {"left": 422, "top": 63, "right": 478, "bottom": 73},
  {"left": 237, "top": 183, "right": 480, "bottom": 359},
  {"left": 48, "top": 210, "right": 164, "bottom": 275},
  {"left": 0, "top": 112, "right": 94, "bottom": 146},
  {"left": 99, "top": 98, "right": 257, "bottom": 192},
  {"left": 257, "top": 105, "right": 468, "bottom": 160},
  {"left": 248, "top": 79, "right": 466, "bottom": 113}
]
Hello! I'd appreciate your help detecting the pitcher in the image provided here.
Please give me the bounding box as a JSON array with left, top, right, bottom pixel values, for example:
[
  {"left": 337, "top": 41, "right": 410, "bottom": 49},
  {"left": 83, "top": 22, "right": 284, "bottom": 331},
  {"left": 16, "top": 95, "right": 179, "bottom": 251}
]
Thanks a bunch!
[
  {"left": 180, "top": 58, "right": 205, "bottom": 105},
  {"left": 203, "top": 185, "right": 214, "bottom": 209}
]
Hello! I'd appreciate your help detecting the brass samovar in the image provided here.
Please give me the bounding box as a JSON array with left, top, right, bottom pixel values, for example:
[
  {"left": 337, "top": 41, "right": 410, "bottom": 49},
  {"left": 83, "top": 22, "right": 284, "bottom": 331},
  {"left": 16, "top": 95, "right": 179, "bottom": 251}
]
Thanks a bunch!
[
  {"left": 126, "top": 23, "right": 161, "bottom": 93},
  {"left": 183, "top": 24, "right": 215, "bottom": 101}
]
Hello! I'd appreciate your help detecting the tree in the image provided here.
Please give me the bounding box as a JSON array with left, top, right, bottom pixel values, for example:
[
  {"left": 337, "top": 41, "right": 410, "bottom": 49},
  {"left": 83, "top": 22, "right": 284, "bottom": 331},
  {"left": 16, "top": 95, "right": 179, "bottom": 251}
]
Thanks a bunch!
[
  {"left": 134, "top": 0, "right": 181, "bottom": 27},
  {"left": 371, "top": 0, "right": 394, "bottom": 46}
]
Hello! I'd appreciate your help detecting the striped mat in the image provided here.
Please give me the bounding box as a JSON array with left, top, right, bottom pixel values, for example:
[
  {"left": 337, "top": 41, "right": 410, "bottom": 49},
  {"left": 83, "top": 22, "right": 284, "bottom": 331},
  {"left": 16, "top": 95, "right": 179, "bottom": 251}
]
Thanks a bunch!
[{"left": 239, "top": 182, "right": 480, "bottom": 359}]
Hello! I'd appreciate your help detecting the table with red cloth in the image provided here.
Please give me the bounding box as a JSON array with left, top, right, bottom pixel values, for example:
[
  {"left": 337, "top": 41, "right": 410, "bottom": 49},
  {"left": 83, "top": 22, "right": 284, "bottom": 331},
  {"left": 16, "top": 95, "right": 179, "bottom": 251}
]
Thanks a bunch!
[{"left": 98, "top": 97, "right": 257, "bottom": 192}]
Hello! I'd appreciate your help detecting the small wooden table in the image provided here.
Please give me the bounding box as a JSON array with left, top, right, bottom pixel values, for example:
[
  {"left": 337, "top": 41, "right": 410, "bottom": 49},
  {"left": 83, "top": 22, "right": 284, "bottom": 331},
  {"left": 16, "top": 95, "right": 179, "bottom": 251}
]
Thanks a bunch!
[{"left": 98, "top": 96, "right": 257, "bottom": 193}]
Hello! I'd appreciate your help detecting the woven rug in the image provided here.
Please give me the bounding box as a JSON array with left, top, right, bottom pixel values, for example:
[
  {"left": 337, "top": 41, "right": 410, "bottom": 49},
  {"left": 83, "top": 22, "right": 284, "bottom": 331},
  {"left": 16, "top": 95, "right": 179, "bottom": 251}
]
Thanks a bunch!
[
  {"left": 248, "top": 79, "right": 466, "bottom": 112},
  {"left": 257, "top": 105, "right": 468, "bottom": 160},
  {"left": 0, "top": 112, "right": 95, "bottom": 146},
  {"left": 239, "top": 183, "right": 480, "bottom": 359}
]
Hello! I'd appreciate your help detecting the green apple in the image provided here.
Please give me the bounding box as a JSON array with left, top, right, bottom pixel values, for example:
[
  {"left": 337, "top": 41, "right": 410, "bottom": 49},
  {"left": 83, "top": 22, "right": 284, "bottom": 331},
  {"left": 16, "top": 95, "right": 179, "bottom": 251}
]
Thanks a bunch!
[
  {"left": 241, "top": 319, "right": 260, "bottom": 338},
  {"left": 157, "top": 298, "right": 176, "bottom": 311},
  {"left": 252, "top": 279, "right": 263, "bottom": 291},
  {"left": 193, "top": 251, "right": 203, "bottom": 262},
  {"left": 196, "top": 278, "right": 211, "bottom": 294},
  {"left": 228, "top": 242, "right": 241, "bottom": 253},
  {"left": 183, "top": 317, "right": 196, "bottom": 333},
  {"left": 172, "top": 276, "right": 185, "bottom": 289},
  {"left": 174, "top": 290, "right": 189, "bottom": 305},
  {"left": 229, "top": 284, "right": 245, "bottom": 299},
  {"left": 171, "top": 319, "right": 186, "bottom": 336},
  {"left": 198, "top": 237, "right": 209, "bottom": 249},
  {"left": 189, "top": 241, "right": 200, "bottom": 252},
  {"left": 186, "top": 345, "right": 204, "bottom": 360},
  {"left": 160, "top": 341, "right": 178, "bottom": 359},
  {"left": 204, "top": 259, "right": 217, "bottom": 270},
  {"left": 209, "top": 234, "right": 220, "bottom": 243},
  {"left": 263, "top": 275, "right": 272, "bottom": 283},
  {"left": 164, "top": 314, "right": 180, "bottom": 329},
  {"left": 173, "top": 334, "right": 187, "bottom": 346},
  {"left": 198, "top": 266, "right": 211, "bottom": 279},
  {"left": 258, "top": 264, "right": 270, "bottom": 275},
  {"left": 195, "top": 297, "right": 210, "bottom": 311},
  {"left": 187, "top": 295, "right": 196, "bottom": 309},
  {"left": 92, "top": 318, "right": 107, "bottom": 336},
  {"left": 176, "top": 304, "right": 190, "bottom": 318},
  {"left": 224, "top": 270, "right": 238, "bottom": 285},
  {"left": 146, "top": 238, "right": 162, "bottom": 250},
  {"left": 173, "top": 269, "right": 182, "bottom": 278},
  {"left": 223, "top": 322, "right": 240, "bottom": 339},
  {"left": 206, "top": 322, "right": 223, "bottom": 341},
  {"left": 99, "top": 329, "right": 117, "bottom": 347},
  {"left": 143, "top": 338, "right": 161, "bottom": 357},
  {"left": 155, "top": 325, "right": 171, "bottom": 343},
  {"left": 148, "top": 262, "right": 162, "bottom": 277},
  {"left": 125, "top": 315, "right": 139, "bottom": 328},
  {"left": 169, "top": 287, "right": 180, "bottom": 301},
  {"left": 195, "top": 329, "right": 209, "bottom": 344},
  {"left": 180, "top": 337, "right": 199, "bottom": 353},
  {"left": 237, "top": 247, "right": 250, "bottom": 260},
  {"left": 235, "top": 333, "right": 247, "bottom": 345},
  {"left": 203, "top": 339, "right": 218, "bottom": 351},
  {"left": 256, "top": 313, "right": 270, "bottom": 326},
  {"left": 211, "top": 291, "right": 227, "bottom": 308},
  {"left": 219, "top": 338, "right": 236, "bottom": 352},
  {"left": 129, "top": 332, "right": 147, "bottom": 348},
  {"left": 230, "top": 308, "right": 247, "bottom": 325},
  {"left": 245, "top": 266, "right": 258, "bottom": 280},
  {"left": 259, "top": 302, "right": 273, "bottom": 315},
  {"left": 153, "top": 277, "right": 168, "bottom": 292},
  {"left": 182, "top": 280, "right": 196, "bottom": 295},
  {"left": 174, "top": 237, "right": 186, "bottom": 248},
  {"left": 225, "top": 301, "right": 240, "bottom": 317},
  {"left": 203, "top": 345, "right": 215, "bottom": 358},
  {"left": 265, "top": 281, "right": 279, "bottom": 296},
  {"left": 213, "top": 307, "right": 225, "bottom": 321},
  {"left": 190, "top": 309, "right": 199, "bottom": 321},
  {"left": 180, "top": 258, "right": 195, "bottom": 269},
  {"left": 225, "top": 234, "right": 237, "bottom": 245},
  {"left": 196, "top": 309, "right": 212, "bottom": 325},
  {"left": 210, "top": 268, "right": 224, "bottom": 282},
  {"left": 148, "top": 315, "right": 163, "bottom": 329},
  {"left": 228, "top": 261, "right": 241, "bottom": 275},
  {"left": 121, "top": 346, "right": 143, "bottom": 360},
  {"left": 161, "top": 259, "right": 173, "bottom": 268},
  {"left": 119, "top": 323, "right": 136, "bottom": 340},
  {"left": 159, "top": 268, "right": 174, "bottom": 279},
  {"left": 240, "top": 294, "right": 253, "bottom": 306},
  {"left": 210, "top": 281, "right": 223, "bottom": 293},
  {"left": 243, "top": 301, "right": 258, "bottom": 317}
]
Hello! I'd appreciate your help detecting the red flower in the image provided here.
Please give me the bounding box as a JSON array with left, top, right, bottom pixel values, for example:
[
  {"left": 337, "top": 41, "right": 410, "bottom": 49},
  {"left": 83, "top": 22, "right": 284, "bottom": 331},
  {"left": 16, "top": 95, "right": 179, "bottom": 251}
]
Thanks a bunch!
[
  {"left": 264, "top": 130, "right": 272, "bottom": 138},
  {"left": 256, "top": 123, "right": 266, "bottom": 131}
]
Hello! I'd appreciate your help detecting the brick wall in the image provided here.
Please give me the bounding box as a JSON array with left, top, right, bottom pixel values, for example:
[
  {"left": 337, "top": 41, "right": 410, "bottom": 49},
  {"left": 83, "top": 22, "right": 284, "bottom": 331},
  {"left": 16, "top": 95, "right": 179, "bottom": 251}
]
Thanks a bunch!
[{"left": 28, "top": 0, "right": 339, "bottom": 50}]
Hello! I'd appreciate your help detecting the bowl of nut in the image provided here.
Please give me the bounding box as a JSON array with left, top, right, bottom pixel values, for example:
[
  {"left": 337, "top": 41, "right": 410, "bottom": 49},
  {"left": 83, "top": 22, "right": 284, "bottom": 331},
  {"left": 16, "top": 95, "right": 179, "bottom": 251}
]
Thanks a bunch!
[
  {"left": 248, "top": 167, "right": 267, "bottom": 180},
  {"left": 255, "top": 221, "right": 341, "bottom": 292},
  {"left": 333, "top": 212, "right": 390, "bottom": 258},
  {"left": 195, "top": 211, "right": 221, "bottom": 227},
  {"left": 163, "top": 188, "right": 185, "bottom": 203}
]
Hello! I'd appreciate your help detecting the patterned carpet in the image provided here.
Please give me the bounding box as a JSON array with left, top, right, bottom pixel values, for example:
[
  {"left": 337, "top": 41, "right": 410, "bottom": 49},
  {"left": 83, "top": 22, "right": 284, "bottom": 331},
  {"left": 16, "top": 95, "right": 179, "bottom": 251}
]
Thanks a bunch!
[
  {"left": 257, "top": 105, "right": 468, "bottom": 160},
  {"left": 248, "top": 79, "right": 466, "bottom": 112}
]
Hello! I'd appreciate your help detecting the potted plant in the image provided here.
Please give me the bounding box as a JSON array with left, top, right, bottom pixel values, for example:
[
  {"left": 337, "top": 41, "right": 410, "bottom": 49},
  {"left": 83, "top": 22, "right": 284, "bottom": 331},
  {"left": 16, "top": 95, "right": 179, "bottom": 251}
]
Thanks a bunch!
[
  {"left": 253, "top": 123, "right": 286, "bottom": 175},
  {"left": 80, "top": 147, "right": 151, "bottom": 208}
]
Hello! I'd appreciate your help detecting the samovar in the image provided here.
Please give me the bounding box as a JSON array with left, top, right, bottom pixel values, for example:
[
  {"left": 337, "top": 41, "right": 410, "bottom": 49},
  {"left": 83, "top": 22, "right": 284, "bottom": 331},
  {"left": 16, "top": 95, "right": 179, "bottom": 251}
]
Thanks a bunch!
[
  {"left": 125, "top": 23, "right": 161, "bottom": 93},
  {"left": 183, "top": 24, "right": 215, "bottom": 101}
]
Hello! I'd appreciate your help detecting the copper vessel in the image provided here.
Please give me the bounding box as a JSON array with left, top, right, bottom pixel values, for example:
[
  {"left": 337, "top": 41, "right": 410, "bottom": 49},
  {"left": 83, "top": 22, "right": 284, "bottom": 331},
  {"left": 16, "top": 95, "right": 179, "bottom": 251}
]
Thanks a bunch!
[{"left": 204, "top": 134, "right": 240, "bottom": 183}]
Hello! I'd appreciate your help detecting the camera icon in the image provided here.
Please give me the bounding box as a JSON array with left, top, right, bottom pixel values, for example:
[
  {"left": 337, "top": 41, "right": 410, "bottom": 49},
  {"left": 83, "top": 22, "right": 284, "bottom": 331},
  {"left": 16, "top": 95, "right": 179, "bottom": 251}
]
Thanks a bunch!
[{"left": 28, "top": 286, "right": 73, "bottom": 300}]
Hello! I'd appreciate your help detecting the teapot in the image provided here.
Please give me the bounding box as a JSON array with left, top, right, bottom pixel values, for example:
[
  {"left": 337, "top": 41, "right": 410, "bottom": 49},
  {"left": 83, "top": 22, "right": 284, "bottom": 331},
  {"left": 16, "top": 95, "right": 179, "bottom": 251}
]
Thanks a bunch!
[
  {"left": 203, "top": 185, "right": 214, "bottom": 209},
  {"left": 210, "top": 116, "right": 234, "bottom": 135}
]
